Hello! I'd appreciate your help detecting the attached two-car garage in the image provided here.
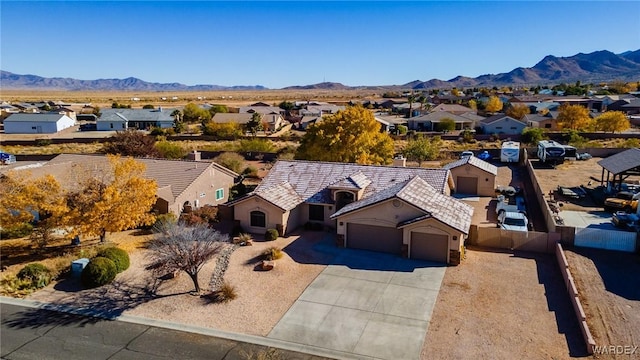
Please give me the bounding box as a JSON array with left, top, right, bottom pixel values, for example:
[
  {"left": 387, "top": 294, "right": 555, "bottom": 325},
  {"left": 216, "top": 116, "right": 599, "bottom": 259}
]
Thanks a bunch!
[{"left": 346, "top": 223, "right": 450, "bottom": 263}]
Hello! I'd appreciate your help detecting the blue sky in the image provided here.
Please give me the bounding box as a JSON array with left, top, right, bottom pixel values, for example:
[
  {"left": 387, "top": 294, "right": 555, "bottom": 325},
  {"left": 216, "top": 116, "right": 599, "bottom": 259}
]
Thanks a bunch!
[{"left": 1, "top": 1, "right": 639, "bottom": 89}]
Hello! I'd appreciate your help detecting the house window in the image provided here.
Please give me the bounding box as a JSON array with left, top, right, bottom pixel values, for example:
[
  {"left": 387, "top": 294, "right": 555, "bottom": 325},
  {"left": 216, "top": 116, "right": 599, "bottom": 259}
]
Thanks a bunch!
[
  {"left": 122, "top": 124, "right": 126, "bottom": 129},
  {"left": 510, "top": 127, "right": 517, "bottom": 130},
  {"left": 545, "top": 124, "right": 551, "bottom": 128},
  {"left": 496, "top": 126, "right": 503, "bottom": 129},
  {"left": 250, "top": 211, "right": 266, "bottom": 228},
  {"left": 215, "top": 188, "right": 224, "bottom": 200},
  {"left": 309, "top": 204, "right": 324, "bottom": 221},
  {"left": 110, "top": 123, "right": 113, "bottom": 129}
]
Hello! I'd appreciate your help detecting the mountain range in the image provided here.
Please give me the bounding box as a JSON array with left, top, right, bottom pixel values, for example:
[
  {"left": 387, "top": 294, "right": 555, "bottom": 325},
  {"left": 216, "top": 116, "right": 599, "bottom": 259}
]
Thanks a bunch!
[{"left": 2, "top": 50, "right": 638, "bottom": 91}]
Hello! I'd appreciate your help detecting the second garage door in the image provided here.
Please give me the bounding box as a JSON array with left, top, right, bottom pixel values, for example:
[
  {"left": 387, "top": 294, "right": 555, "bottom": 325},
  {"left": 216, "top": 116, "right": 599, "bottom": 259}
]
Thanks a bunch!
[
  {"left": 410, "top": 232, "right": 449, "bottom": 263},
  {"left": 347, "top": 223, "right": 403, "bottom": 254},
  {"left": 456, "top": 176, "right": 478, "bottom": 195}
]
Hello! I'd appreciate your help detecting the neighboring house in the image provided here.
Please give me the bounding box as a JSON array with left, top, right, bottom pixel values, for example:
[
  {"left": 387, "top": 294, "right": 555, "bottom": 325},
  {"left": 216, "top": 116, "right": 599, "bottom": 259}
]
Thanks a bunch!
[
  {"left": 443, "top": 156, "right": 498, "bottom": 196},
  {"left": 211, "top": 112, "right": 284, "bottom": 132},
  {"left": 407, "top": 111, "right": 473, "bottom": 131},
  {"left": 480, "top": 114, "right": 527, "bottom": 135},
  {"left": 458, "top": 112, "right": 486, "bottom": 128},
  {"left": 51, "top": 107, "right": 77, "bottom": 120},
  {"left": 524, "top": 113, "right": 557, "bottom": 130},
  {"left": 621, "top": 99, "right": 640, "bottom": 115},
  {"left": 373, "top": 112, "right": 408, "bottom": 129},
  {"left": 239, "top": 106, "right": 284, "bottom": 115},
  {"left": 4, "top": 113, "right": 76, "bottom": 134},
  {"left": 430, "top": 103, "right": 474, "bottom": 115},
  {"left": 230, "top": 160, "right": 472, "bottom": 265},
  {"left": 0, "top": 103, "right": 20, "bottom": 120},
  {"left": 9, "top": 153, "right": 239, "bottom": 217},
  {"left": 297, "top": 116, "right": 322, "bottom": 130},
  {"left": 97, "top": 108, "right": 174, "bottom": 131}
]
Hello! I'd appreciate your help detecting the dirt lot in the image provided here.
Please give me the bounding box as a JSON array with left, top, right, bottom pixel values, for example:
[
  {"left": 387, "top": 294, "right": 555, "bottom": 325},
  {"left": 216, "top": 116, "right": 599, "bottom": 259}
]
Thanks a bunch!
[
  {"left": 565, "top": 247, "right": 640, "bottom": 357},
  {"left": 422, "top": 246, "right": 587, "bottom": 359}
]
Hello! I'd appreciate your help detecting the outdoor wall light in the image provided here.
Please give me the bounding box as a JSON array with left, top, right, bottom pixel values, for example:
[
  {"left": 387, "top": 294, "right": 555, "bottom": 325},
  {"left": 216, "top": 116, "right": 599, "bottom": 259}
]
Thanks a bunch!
[{"left": 453, "top": 236, "right": 458, "bottom": 241}]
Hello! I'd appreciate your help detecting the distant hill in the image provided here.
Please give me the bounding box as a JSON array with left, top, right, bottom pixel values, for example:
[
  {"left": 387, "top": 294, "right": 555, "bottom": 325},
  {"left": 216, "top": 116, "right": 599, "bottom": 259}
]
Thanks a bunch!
[
  {"left": 406, "top": 49, "right": 640, "bottom": 89},
  {"left": 2, "top": 49, "right": 638, "bottom": 91},
  {"left": 0, "top": 71, "right": 266, "bottom": 91},
  {"left": 281, "top": 82, "right": 351, "bottom": 90}
]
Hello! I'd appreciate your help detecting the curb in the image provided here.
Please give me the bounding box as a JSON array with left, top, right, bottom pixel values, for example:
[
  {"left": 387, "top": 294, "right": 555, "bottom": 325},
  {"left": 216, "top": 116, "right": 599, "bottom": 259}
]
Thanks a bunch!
[{"left": 0, "top": 296, "right": 376, "bottom": 360}]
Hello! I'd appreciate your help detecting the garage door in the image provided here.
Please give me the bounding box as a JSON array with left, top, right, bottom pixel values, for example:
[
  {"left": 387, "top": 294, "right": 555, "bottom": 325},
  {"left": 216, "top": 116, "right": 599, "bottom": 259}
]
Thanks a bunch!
[
  {"left": 347, "top": 223, "right": 403, "bottom": 254},
  {"left": 456, "top": 176, "right": 478, "bottom": 195},
  {"left": 410, "top": 232, "right": 449, "bottom": 263}
]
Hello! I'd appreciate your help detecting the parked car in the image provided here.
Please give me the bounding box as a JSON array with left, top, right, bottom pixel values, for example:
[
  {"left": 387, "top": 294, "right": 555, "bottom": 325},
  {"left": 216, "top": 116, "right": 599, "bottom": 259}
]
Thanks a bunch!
[
  {"left": 497, "top": 211, "right": 529, "bottom": 232},
  {"left": 495, "top": 194, "right": 526, "bottom": 214},
  {"left": 460, "top": 151, "right": 474, "bottom": 159},
  {"left": 477, "top": 151, "right": 491, "bottom": 161},
  {"left": 612, "top": 211, "right": 640, "bottom": 232}
]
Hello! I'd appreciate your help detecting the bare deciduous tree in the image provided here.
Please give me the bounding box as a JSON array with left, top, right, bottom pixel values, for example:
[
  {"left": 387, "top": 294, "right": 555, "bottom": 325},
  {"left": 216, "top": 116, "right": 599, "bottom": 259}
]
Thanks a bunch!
[{"left": 147, "top": 222, "right": 229, "bottom": 293}]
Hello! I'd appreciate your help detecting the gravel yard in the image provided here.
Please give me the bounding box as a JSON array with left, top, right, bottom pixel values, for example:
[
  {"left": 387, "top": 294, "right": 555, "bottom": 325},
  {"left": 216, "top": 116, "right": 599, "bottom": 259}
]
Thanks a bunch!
[
  {"left": 422, "top": 246, "right": 587, "bottom": 359},
  {"left": 565, "top": 247, "right": 640, "bottom": 356},
  {"left": 28, "top": 232, "right": 328, "bottom": 336}
]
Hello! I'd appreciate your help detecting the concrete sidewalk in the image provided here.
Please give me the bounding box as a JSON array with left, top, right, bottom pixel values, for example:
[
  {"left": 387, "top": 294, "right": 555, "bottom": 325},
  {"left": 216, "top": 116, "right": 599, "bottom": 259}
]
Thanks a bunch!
[{"left": 0, "top": 297, "right": 350, "bottom": 360}]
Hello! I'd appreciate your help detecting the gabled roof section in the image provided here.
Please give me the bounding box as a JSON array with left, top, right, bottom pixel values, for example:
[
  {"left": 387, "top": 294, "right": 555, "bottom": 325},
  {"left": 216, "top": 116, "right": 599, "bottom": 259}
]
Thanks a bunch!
[
  {"left": 410, "top": 111, "right": 470, "bottom": 123},
  {"left": 255, "top": 182, "right": 303, "bottom": 211},
  {"left": 331, "top": 176, "right": 474, "bottom": 234},
  {"left": 5, "top": 113, "right": 69, "bottom": 123},
  {"left": 211, "top": 113, "right": 254, "bottom": 124},
  {"left": 480, "top": 114, "right": 525, "bottom": 125},
  {"left": 329, "top": 171, "right": 371, "bottom": 190},
  {"left": 99, "top": 108, "right": 174, "bottom": 122},
  {"left": 597, "top": 148, "right": 640, "bottom": 175},
  {"left": 443, "top": 156, "right": 498, "bottom": 176}
]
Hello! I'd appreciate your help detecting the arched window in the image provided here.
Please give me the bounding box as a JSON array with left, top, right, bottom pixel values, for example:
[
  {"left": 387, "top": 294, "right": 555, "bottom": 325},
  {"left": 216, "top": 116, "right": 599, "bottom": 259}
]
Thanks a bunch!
[
  {"left": 250, "top": 211, "right": 266, "bottom": 227},
  {"left": 335, "top": 191, "right": 355, "bottom": 211}
]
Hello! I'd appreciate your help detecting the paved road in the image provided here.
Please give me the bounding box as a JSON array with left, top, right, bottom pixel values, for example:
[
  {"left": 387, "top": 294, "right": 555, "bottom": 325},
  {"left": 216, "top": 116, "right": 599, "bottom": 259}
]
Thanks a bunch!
[
  {"left": 1, "top": 301, "right": 334, "bottom": 360},
  {"left": 269, "top": 244, "right": 445, "bottom": 360}
]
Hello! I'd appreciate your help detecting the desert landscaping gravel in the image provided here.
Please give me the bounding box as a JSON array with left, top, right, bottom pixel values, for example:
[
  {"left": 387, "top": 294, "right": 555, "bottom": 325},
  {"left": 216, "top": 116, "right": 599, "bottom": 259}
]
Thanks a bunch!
[{"left": 28, "top": 232, "right": 328, "bottom": 336}]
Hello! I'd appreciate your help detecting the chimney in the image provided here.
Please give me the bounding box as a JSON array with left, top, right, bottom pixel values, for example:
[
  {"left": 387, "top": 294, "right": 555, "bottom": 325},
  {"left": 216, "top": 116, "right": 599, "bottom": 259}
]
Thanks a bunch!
[
  {"left": 392, "top": 155, "right": 406, "bottom": 167},
  {"left": 187, "top": 150, "right": 201, "bottom": 161}
]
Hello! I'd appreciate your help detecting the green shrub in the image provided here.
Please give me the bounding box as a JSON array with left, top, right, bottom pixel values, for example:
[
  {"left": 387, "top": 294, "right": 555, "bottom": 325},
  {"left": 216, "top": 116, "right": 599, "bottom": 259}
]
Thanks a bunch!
[
  {"left": 96, "top": 247, "right": 130, "bottom": 273},
  {"left": 213, "top": 152, "right": 245, "bottom": 174},
  {"left": 150, "top": 127, "right": 165, "bottom": 136},
  {"left": 397, "top": 125, "right": 408, "bottom": 135},
  {"left": 265, "top": 228, "right": 279, "bottom": 241},
  {"left": 243, "top": 165, "right": 258, "bottom": 177},
  {"left": 17, "top": 263, "right": 52, "bottom": 289},
  {"left": 154, "top": 213, "right": 177, "bottom": 227},
  {"left": 263, "top": 246, "right": 283, "bottom": 261},
  {"left": 0, "top": 223, "right": 34, "bottom": 239},
  {"left": 155, "top": 140, "right": 187, "bottom": 159},
  {"left": 239, "top": 139, "right": 276, "bottom": 153},
  {"left": 81, "top": 257, "right": 117, "bottom": 288},
  {"left": 36, "top": 139, "right": 52, "bottom": 146}
]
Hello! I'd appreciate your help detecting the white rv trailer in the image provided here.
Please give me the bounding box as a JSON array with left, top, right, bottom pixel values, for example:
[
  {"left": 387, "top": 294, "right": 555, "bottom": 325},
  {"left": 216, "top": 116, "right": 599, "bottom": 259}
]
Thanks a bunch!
[{"left": 500, "top": 141, "right": 520, "bottom": 163}]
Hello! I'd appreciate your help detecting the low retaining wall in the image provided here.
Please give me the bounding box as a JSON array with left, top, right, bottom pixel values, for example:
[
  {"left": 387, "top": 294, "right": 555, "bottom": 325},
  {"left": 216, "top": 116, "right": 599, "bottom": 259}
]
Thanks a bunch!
[
  {"left": 555, "top": 243, "right": 596, "bottom": 354},
  {"left": 467, "top": 226, "right": 557, "bottom": 253},
  {"left": 526, "top": 159, "right": 558, "bottom": 233}
]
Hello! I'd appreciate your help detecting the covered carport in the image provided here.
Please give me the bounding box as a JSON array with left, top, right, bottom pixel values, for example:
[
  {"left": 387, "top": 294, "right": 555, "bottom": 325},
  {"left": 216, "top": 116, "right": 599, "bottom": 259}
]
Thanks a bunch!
[{"left": 598, "top": 148, "right": 640, "bottom": 192}]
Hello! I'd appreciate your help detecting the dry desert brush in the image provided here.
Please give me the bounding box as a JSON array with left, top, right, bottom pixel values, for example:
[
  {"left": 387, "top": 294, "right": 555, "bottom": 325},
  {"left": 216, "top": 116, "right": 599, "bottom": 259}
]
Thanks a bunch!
[{"left": 146, "top": 222, "right": 229, "bottom": 294}]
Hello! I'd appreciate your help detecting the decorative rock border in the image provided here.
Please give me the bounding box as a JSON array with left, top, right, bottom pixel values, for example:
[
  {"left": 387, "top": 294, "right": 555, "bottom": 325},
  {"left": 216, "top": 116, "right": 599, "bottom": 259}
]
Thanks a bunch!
[{"left": 209, "top": 244, "right": 238, "bottom": 291}]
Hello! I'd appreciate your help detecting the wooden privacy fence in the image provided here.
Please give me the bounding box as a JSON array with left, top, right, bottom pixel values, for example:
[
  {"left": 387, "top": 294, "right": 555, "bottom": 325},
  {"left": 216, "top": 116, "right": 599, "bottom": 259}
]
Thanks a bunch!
[{"left": 468, "top": 225, "right": 559, "bottom": 253}]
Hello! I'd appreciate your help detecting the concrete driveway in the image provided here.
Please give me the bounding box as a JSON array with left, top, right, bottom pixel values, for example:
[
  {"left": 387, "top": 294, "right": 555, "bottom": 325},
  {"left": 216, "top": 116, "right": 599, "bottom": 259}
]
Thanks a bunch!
[{"left": 268, "top": 246, "right": 446, "bottom": 360}]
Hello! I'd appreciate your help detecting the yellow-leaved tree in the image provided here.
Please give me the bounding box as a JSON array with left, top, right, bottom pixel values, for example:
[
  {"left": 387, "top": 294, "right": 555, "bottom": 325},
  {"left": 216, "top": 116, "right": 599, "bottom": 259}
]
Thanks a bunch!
[
  {"left": 506, "top": 103, "right": 531, "bottom": 120},
  {"left": 0, "top": 173, "right": 68, "bottom": 247},
  {"left": 594, "top": 111, "right": 630, "bottom": 133},
  {"left": 557, "top": 103, "right": 593, "bottom": 131},
  {"left": 295, "top": 105, "right": 394, "bottom": 165},
  {"left": 67, "top": 155, "right": 158, "bottom": 242},
  {"left": 485, "top": 96, "right": 503, "bottom": 113}
]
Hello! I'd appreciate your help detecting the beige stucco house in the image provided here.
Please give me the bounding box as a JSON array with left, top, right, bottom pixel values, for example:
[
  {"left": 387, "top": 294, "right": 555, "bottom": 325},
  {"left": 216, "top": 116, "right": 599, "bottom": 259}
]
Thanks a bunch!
[
  {"left": 230, "top": 160, "right": 473, "bottom": 265},
  {"left": 443, "top": 155, "right": 498, "bottom": 196},
  {"left": 11, "top": 153, "right": 239, "bottom": 217}
]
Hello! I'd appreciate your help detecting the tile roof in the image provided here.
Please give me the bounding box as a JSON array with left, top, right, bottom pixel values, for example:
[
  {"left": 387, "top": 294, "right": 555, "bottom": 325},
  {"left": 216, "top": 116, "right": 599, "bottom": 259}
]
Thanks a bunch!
[
  {"left": 331, "top": 176, "right": 474, "bottom": 234},
  {"left": 523, "top": 114, "right": 552, "bottom": 123},
  {"left": 255, "top": 182, "right": 303, "bottom": 211},
  {"left": 14, "top": 154, "right": 238, "bottom": 203},
  {"left": 597, "top": 148, "right": 640, "bottom": 175},
  {"left": 4, "top": 113, "right": 71, "bottom": 123},
  {"left": 239, "top": 106, "right": 282, "bottom": 114},
  {"left": 431, "top": 104, "right": 473, "bottom": 114},
  {"left": 328, "top": 171, "right": 372, "bottom": 190},
  {"left": 443, "top": 156, "right": 498, "bottom": 175},
  {"left": 248, "top": 160, "right": 451, "bottom": 209},
  {"left": 99, "top": 108, "right": 174, "bottom": 123}
]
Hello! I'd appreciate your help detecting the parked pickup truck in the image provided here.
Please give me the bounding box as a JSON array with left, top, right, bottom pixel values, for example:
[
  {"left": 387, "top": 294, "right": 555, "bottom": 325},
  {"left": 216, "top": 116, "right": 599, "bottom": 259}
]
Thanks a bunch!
[
  {"left": 604, "top": 191, "right": 639, "bottom": 213},
  {"left": 496, "top": 194, "right": 526, "bottom": 215}
]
